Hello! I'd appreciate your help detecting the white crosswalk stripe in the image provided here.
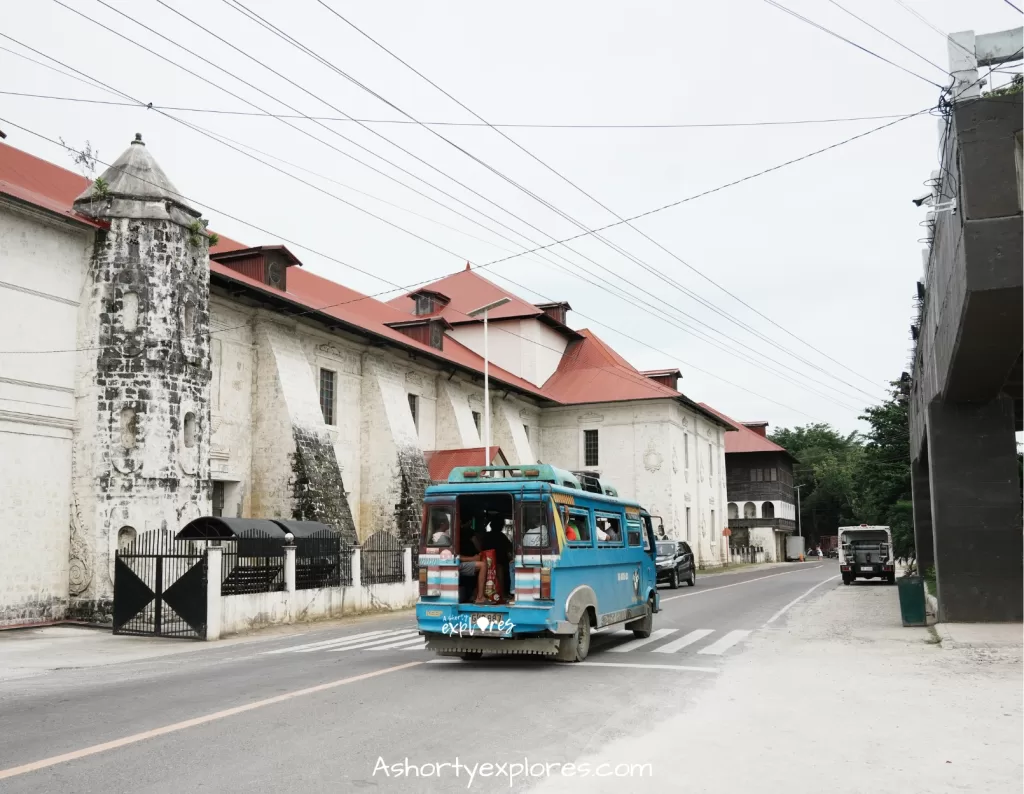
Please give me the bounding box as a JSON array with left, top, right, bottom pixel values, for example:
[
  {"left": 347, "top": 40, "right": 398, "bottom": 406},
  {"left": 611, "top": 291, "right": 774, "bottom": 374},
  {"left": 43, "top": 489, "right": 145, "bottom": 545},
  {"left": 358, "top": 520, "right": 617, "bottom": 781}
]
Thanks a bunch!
[
  {"left": 262, "top": 629, "right": 403, "bottom": 654},
  {"left": 697, "top": 630, "right": 751, "bottom": 655},
  {"left": 606, "top": 628, "right": 677, "bottom": 653},
  {"left": 651, "top": 629, "right": 714, "bottom": 654},
  {"left": 368, "top": 635, "right": 428, "bottom": 651},
  {"left": 263, "top": 626, "right": 753, "bottom": 657},
  {"left": 323, "top": 631, "right": 420, "bottom": 652}
]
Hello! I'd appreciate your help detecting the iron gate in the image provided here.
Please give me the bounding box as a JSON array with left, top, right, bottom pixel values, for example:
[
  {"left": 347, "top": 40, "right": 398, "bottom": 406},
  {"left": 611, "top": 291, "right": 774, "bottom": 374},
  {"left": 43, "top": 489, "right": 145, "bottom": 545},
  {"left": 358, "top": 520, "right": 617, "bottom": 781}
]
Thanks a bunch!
[{"left": 113, "top": 530, "right": 207, "bottom": 639}]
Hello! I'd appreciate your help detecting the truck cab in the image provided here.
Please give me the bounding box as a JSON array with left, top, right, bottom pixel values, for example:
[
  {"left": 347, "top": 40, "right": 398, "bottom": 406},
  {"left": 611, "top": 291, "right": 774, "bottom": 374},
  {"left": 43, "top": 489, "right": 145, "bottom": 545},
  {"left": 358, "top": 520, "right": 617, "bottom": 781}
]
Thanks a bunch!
[{"left": 838, "top": 525, "right": 895, "bottom": 585}]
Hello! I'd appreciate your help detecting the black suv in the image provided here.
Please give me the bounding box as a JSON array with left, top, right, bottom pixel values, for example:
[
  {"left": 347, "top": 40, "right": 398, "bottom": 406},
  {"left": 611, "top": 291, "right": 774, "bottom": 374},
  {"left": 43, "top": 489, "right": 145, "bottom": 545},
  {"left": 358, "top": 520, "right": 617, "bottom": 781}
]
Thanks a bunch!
[{"left": 656, "top": 541, "right": 695, "bottom": 589}]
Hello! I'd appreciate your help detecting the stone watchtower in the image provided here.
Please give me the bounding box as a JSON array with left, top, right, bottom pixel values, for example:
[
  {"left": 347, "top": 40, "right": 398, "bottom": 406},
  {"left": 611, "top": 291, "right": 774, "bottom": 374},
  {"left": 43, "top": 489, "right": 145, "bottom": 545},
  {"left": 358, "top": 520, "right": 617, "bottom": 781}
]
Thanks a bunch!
[{"left": 68, "top": 134, "right": 211, "bottom": 619}]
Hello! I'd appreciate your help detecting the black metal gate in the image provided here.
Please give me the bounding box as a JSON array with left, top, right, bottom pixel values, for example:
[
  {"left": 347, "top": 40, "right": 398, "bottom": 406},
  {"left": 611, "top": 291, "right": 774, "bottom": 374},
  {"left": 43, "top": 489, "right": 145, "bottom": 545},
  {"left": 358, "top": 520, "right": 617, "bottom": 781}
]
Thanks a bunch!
[{"left": 113, "top": 530, "right": 207, "bottom": 639}]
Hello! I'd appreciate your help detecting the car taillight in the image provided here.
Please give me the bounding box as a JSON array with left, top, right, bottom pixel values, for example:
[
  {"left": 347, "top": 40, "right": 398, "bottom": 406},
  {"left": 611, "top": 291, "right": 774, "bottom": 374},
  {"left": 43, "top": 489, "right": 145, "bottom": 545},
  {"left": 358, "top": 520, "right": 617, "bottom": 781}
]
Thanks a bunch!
[
  {"left": 539, "top": 568, "right": 552, "bottom": 600},
  {"left": 419, "top": 566, "right": 428, "bottom": 596}
]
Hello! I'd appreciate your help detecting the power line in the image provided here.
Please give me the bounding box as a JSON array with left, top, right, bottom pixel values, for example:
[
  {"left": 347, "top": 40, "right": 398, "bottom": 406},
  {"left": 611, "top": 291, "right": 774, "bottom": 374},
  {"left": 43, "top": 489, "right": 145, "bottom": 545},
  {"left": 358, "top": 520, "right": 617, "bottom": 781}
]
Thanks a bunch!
[
  {"left": 822, "top": 0, "right": 949, "bottom": 75},
  {"left": 760, "top": 0, "right": 945, "bottom": 88},
  {"left": 887, "top": 0, "right": 975, "bottom": 58},
  {"left": 104, "top": 0, "right": 887, "bottom": 402},
  {"left": 312, "top": 2, "right": 890, "bottom": 398},
  {"left": 1003, "top": 0, "right": 1023, "bottom": 15},
  {"left": 0, "top": 118, "right": 829, "bottom": 420},
  {"left": 4, "top": 17, "right": 925, "bottom": 403},
  {"left": 0, "top": 32, "right": 902, "bottom": 410},
  {"left": 0, "top": 90, "right": 917, "bottom": 129},
  {"left": 218, "top": 1, "right": 884, "bottom": 406}
]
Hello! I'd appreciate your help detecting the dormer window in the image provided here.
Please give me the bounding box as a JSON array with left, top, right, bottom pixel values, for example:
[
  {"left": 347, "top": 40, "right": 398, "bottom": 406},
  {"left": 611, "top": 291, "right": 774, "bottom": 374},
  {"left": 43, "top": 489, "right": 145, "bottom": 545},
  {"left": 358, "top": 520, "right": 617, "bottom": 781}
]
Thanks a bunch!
[
  {"left": 386, "top": 317, "right": 452, "bottom": 351},
  {"left": 641, "top": 369, "right": 682, "bottom": 391},
  {"left": 410, "top": 289, "right": 450, "bottom": 316},
  {"left": 211, "top": 245, "right": 302, "bottom": 292}
]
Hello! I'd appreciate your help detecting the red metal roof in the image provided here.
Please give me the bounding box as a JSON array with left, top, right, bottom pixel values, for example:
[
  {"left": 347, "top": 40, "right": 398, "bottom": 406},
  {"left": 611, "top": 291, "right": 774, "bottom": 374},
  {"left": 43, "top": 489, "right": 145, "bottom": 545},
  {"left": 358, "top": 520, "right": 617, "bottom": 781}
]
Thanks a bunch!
[
  {"left": 424, "top": 447, "right": 507, "bottom": 482},
  {"left": 539, "top": 330, "right": 678, "bottom": 401},
  {"left": 388, "top": 267, "right": 543, "bottom": 324},
  {"left": 0, "top": 142, "right": 104, "bottom": 228},
  {"left": 697, "top": 402, "right": 790, "bottom": 455}
]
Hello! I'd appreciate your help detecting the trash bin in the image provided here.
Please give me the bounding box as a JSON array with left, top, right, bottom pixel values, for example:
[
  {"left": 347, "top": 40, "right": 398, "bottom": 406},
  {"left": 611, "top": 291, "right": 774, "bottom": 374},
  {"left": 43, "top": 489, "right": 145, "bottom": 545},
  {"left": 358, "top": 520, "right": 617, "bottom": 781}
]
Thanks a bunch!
[{"left": 897, "top": 575, "right": 927, "bottom": 627}]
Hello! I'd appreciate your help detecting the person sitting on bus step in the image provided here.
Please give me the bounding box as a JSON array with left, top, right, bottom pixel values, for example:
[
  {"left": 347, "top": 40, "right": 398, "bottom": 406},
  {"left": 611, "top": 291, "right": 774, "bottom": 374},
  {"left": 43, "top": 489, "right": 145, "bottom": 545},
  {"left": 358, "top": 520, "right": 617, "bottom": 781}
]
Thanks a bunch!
[{"left": 458, "top": 522, "right": 487, "bottom": 603}]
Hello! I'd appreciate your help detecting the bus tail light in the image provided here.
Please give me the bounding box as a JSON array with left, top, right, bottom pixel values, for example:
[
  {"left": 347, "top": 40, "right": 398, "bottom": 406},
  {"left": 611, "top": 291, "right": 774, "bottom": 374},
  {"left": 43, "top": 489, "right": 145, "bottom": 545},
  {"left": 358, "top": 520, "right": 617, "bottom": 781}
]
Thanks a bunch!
[
  {"left": 419, "top": 567, "right": 428, "bottom": 596},
  {"left": 539, "top": 568, "right": 552, "bottom": 600}
]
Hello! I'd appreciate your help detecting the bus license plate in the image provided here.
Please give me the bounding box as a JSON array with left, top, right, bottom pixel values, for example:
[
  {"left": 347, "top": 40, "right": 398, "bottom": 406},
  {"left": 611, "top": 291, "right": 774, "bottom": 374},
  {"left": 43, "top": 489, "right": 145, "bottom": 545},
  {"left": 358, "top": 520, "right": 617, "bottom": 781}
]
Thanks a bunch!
[{"left": 860, "top": 566, "right": 874, "bottom": 572}]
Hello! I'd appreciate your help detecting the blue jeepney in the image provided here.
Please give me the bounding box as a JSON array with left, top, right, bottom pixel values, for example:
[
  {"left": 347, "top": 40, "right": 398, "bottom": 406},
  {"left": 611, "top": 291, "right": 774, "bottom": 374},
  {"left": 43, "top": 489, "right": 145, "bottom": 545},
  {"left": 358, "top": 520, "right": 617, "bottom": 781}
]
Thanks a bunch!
[{"left": 415, "top": 464, "right": 660, "bottom": 662}]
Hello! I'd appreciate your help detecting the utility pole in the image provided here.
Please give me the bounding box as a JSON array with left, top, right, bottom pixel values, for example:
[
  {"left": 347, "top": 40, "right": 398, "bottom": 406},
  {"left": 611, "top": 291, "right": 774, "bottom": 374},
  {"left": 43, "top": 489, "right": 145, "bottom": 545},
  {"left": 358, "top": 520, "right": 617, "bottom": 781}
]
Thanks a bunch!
[
  {"left": 795, "top": 484, "right": 804, "bottom": 538},
  {"left": 468, "top": 297, "right": 510, "bottom": 468}
]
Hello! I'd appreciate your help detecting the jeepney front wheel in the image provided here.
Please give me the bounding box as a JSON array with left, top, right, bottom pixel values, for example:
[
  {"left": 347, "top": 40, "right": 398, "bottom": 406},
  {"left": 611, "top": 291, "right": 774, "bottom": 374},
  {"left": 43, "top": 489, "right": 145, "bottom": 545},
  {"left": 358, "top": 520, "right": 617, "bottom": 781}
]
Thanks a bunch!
[
  {"left": 628, "top": 596, "right": 655, "bottom": 639},
  {"left": 556, "top": 614, "right": 591, "bottom": 663}
]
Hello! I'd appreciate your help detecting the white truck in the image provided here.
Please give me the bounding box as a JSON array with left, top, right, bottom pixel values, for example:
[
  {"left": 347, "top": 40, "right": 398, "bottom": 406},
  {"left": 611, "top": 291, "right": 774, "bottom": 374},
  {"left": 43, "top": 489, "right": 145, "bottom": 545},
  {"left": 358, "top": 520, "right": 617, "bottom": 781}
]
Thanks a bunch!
[{"left": 838, "top": 525, "right": 895, "bottom": 585}]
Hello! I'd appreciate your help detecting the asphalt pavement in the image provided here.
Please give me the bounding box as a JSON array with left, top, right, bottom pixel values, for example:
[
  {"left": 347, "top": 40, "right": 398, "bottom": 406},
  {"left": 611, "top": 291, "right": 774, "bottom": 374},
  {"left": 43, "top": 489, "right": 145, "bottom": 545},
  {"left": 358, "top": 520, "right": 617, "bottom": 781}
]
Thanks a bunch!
[{"left": 0, "top": 561, "right": 838, "bottom": 793}]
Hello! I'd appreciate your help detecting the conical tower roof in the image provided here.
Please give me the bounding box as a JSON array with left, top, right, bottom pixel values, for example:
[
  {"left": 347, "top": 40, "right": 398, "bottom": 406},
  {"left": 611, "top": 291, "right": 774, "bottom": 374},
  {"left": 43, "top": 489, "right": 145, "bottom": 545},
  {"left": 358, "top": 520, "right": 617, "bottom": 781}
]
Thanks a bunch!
[{"left": 73, "top": 133, "right": 200, "bottom": 226}]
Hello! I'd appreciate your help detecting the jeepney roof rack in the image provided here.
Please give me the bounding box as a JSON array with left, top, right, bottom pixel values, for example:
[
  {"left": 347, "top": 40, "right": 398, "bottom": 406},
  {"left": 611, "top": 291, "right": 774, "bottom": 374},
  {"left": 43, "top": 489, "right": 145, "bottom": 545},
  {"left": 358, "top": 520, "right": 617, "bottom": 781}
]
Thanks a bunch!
[
  {"left": 571, "top": 470, "right": 619, "bottom": 498},
  {"left": 448, "top": 464, "right": 581, "bottom": 489}
]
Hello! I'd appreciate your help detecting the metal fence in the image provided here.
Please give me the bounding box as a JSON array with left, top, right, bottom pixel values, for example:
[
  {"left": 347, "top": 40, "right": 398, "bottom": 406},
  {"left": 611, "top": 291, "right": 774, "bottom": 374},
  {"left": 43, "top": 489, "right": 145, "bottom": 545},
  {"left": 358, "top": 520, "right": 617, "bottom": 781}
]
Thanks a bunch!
[
  {"left": 361, "top": 530, "right": 405, "bottom": 584},
  {"left": 296, "top": 529, "right": 353, "bottom": 589},
  {"left": 114, "top": 530, "right": 207, "bottom": 639},
  {"left": 221, "top": 530, "right": 285, "bottom": 595}
]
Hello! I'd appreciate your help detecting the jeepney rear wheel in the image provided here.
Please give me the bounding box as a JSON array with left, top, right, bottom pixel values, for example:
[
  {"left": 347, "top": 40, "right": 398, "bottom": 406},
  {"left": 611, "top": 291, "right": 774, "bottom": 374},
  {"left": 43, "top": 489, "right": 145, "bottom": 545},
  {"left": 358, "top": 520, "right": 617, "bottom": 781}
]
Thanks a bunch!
[
  {"left": 630, "top": 596, "right": 655, "bottom": 639},
  {"left": 556, "top": 615, "right": 591, "bottom": 663},
  {"left": 460, "top": 652, "right": 483, "bottom": 661}
]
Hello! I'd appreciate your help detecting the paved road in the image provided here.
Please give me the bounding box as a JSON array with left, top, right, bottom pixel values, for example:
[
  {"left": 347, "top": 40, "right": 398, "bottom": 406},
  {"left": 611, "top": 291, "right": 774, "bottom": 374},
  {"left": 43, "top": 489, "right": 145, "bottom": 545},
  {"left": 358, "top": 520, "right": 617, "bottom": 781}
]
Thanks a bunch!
[{"left": 0, "top": 562, "right": 838, "bottom": 793}]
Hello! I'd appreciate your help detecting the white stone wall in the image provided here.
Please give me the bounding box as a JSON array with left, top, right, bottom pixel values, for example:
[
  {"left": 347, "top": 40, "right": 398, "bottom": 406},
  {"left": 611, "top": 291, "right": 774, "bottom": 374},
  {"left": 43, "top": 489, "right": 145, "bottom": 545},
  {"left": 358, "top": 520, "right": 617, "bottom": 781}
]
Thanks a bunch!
[
  {"left": 0, "top": 205, "right": 90, "bottom": 624},
  {"left": 450, "top": 318, "right": 569, "bottom": 387},
  {"left": 0, "top": 225, "right": 82, "bottom": 616},
  {"left": 539, "top": 399, "right": 729, "bottom": 567}
]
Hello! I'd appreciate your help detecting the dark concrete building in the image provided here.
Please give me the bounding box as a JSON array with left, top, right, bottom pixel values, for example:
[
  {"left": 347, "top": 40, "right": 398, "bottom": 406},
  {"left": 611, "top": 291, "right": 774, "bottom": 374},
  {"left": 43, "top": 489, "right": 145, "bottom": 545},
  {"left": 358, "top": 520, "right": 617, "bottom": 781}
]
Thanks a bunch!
[
  {"left": 909, "top": 29, "right": 1023, "bottom": 622},
  {"left": 700, "top": 405, "right": 797, "bottom": 562}
]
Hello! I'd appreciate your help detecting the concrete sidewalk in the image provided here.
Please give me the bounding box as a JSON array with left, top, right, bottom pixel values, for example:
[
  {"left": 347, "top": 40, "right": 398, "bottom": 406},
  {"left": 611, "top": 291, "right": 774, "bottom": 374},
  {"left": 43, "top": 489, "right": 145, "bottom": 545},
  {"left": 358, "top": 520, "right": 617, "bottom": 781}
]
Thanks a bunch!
[{"left": 530, "top": 579, "right": 1023, "bottom": 793}]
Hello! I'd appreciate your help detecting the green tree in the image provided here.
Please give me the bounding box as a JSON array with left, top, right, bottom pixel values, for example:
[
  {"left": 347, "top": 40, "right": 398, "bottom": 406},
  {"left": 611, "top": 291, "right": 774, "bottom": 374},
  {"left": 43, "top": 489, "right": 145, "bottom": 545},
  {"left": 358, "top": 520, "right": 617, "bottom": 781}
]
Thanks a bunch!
[
  {"left": 856, "top": 382, "right": 913, "bottom": 557},
  {"left": 768, "top": 423, "right": 862, "bottom": 544}
]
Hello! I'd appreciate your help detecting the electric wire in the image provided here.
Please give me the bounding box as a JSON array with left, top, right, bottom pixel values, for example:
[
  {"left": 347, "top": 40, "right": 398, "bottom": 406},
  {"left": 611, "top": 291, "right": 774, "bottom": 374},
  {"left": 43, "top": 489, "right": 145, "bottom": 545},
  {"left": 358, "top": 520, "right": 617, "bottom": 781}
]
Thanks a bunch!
[
  {"left": 760, "top": 0, "right": 946, "bottom": 88},
  {"left": 0, "top": 118, "right": 830, "bottom": 420},
  {"left": 0, "top": 89, "right": 918, "bottom": 129},
  {"left": 55, "top": 1, "right": 892, "bottom": 402},
  {"left": 311, "top": 1, "right": 890, "bottom": 395},
  {"left": 821, "top": 0, "right": 949, "bottom": 75}
]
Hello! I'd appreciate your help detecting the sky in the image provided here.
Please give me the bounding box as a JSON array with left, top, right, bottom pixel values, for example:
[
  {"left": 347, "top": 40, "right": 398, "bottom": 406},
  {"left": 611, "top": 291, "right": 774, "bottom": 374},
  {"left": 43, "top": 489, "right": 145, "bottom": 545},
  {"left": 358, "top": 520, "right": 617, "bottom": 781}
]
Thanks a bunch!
[{"left": 2, "top": 0, "right": 1021, "bottom": 435}]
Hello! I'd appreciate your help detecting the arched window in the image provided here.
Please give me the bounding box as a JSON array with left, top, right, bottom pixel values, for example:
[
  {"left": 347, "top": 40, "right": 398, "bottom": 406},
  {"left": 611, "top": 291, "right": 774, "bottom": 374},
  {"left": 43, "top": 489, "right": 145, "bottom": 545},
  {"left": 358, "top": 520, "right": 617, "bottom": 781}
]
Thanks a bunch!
[
  {"left": 183, "top": 412, "right": 197, "bottom": 448},
  {"left": 121, "top": 292, "right": 139, "bottom": 332},
  {"left": 762, "top": 502, "right": 775, "bottom": 519},
  {"left": 727, "top": 503, "right": 738, "bottom": 520},
  {"left": 117, "top": 526, "right": 137, "bottom": 550},
  {"left": 120, "top": 407, "right": 137, "bottom": 450},
  {"left": 743, "top": 502, "right": 756, "bottom": 519}
]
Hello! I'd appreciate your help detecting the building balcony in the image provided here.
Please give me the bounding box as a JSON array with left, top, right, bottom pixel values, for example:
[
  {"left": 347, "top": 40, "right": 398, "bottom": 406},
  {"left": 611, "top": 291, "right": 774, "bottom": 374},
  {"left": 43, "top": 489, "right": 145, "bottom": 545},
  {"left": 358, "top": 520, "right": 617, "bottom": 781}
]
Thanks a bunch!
[{"left": 727, "top": 517, "right": 797, "bottom": 532}]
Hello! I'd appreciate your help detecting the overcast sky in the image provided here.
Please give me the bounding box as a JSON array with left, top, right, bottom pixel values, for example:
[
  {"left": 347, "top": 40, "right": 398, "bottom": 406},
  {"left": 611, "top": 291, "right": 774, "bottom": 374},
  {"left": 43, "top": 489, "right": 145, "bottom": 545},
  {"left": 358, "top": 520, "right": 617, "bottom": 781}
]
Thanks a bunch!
[{"left": 3, "top": 0, "right": 1021, "bottom": 434}]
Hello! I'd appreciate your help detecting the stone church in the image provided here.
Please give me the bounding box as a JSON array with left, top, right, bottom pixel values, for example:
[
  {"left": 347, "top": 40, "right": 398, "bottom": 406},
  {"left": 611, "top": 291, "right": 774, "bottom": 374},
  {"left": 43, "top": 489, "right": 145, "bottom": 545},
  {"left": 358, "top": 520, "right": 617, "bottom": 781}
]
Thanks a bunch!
[{"left": 0, "top": 134, "right": 738, "bottom": 627}]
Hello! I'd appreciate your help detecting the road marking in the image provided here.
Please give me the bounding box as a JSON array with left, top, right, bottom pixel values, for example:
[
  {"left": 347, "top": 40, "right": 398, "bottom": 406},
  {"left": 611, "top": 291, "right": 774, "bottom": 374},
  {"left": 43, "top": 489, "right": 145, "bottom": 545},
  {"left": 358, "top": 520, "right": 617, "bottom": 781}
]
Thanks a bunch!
[
  {"left": 606, "top": 628, "right": 676, "bottom": 653},
  {"left": 652, "top": 629, "right": 714, "bottom": 654},
  {"left": 324, "top": 631, "right": 420, "bottom": 652},
  {"left": 661, "top": 565, "right": 824, "bottom": 603},
  {"left": 763, "top": 576, "right": 839, "bottom": 626},
  {"left": 0, "top": 661, "right": 423, "bottom": 781},
  {"left": 581, "top": 662, "right": 719, "bottom": 673},
  {"left": 262, "top": 629, "right": 400, "bottom": 654},
  {"left": 370, "top": 635, "right": 428, "bottom": 651},
  {"left": 426, "top": 658, "right": 461, "bottom": 664},
  {"left": 399, "top": 640, "right": 428, "bottom": 651},
  {"left": 697, "top": 629, "right": 751, "bottom": 655}
]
